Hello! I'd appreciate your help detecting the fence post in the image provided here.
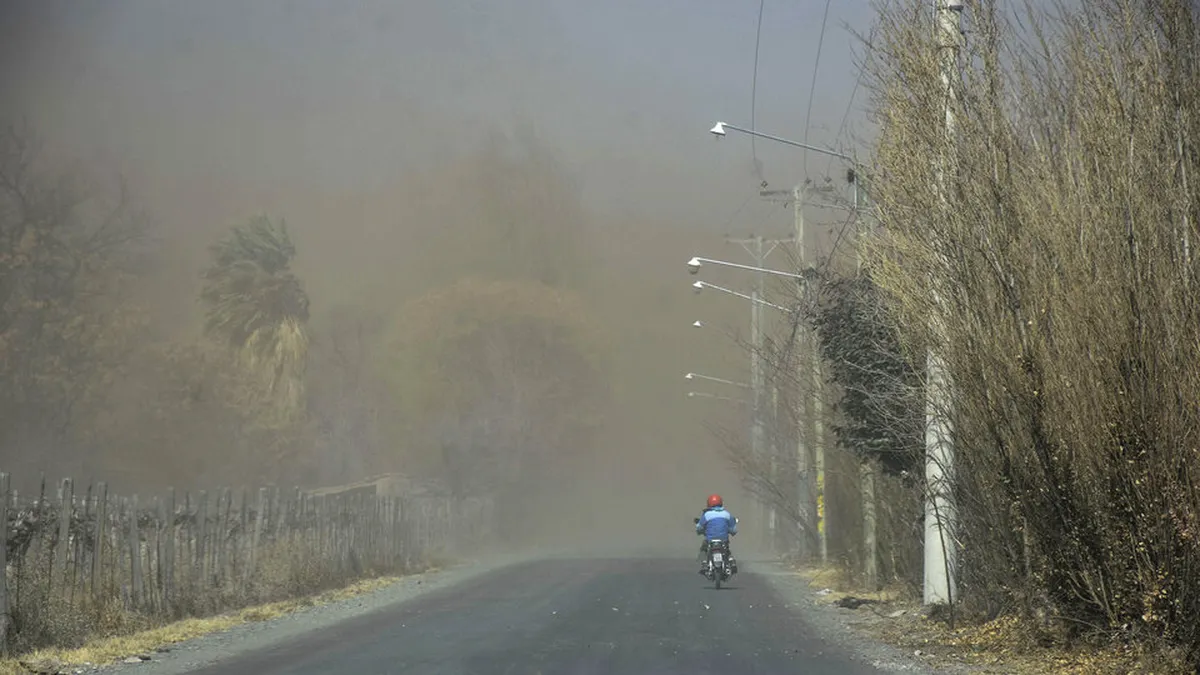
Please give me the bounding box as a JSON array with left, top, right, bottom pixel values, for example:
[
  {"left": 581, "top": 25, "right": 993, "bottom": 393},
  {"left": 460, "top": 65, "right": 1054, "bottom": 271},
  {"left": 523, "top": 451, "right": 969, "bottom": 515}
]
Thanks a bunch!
[
  {"left": 236, "top": 489, "right": 247, "bottom": 586},
  {"left": 338, "top": 495, "right": 348, "bottom": 576},
  {"left": 374, "top": 496, "right": 384, "bottom": 570},
  {"left": 211, "top": 491, "right": 222, "bottom": 588},
  {"left": 165, "top": 488, "right": 176, "bottom": 613},
  {"left": 0, "top": 472, "right": 11, "bottom": 656},
  {"left": 384, "top": 497, "right": 394, "bottom": 570},
  {"left": 269, "top": 487, "right": 281, "bottom": 541},
  {"left": 129, "top": 494, "right": 143, "bottom": 610},
  {"left": 341, "top": 493, "right": 349, "bottom": 572},
  {"left": 322, "top": 495, "right": 331, "bottom": 569},
  {"left": 398, "top": 497, "right": 408, "bottom": 564},
  {"left": 399, "top": 499, "right": 411, "bottom": 570},
  {"left": 365, "top": 493, "right": 373, "bottom": 569},
  {"left": 116, "top": 499, "right": 128, "bottom": 608},
  {"left": 246, "top": 487, "right": 266, "bottom": 586},
  {"left": 181, "top": 492, "right": 192, "bottom": 592},
  {"left": 52, "top": 478, "right": 73, "bottom": 595},
  {"left": 147, "top": 496, "right": 159, "bottom": 614},
  {"left": 154, "top": 492, "right": 166, "bottom": 612},
  {"left": 217, "top": 488, "right": 231, "bottom": 587},
  {"left": 28, "top": 477, "right": 45, "bottom": 580},
  {"left": 92, "top": 483, "right": 107, "bottom": 604},
  {"left": 194, "top": 491, "right": 208, "bottom": 587},
  {"left": 74, "top": 482, "right": 92, "bottom": 607}
]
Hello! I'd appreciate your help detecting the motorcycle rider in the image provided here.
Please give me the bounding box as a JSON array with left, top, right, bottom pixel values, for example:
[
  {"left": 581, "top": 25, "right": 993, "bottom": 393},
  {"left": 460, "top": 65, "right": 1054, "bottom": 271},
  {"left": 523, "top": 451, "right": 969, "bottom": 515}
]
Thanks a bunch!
[{"left": 695, "top": 493, "right": 738, "bottom": 574}]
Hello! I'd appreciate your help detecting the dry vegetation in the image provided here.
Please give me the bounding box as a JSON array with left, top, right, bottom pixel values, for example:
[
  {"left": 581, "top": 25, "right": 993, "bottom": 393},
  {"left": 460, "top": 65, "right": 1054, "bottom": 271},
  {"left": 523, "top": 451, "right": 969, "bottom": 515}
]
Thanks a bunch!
[
  {"left": 797, "top": 561, "right": 1190, "bottom": 674},
  {"left": 0, "top": 473, "right": 478, "bottom": 666},
  {"left": 868, "top": 0, "right": 1200, "bottom": 660},
  {"left": 5, "top": 572, "right": 419, "bottom": 675},
  {"left": 0, "top": 112, "right": 617, "bottom": 656},
  {"left": 713, "top": 0, "right": 1200, "bottom": 668}
]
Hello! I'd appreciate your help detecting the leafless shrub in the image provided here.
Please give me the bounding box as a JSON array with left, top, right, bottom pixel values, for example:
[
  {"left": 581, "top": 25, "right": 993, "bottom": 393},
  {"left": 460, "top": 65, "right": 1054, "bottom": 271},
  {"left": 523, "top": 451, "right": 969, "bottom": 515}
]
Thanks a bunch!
[{"left": 865, "top": 0, "right": 1200, "bottom": 661}]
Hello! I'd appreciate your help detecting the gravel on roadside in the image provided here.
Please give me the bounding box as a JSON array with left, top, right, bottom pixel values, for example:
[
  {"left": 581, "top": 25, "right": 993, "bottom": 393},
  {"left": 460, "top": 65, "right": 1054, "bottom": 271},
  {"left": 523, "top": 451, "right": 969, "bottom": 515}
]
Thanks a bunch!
[{"left": 750, "top": 559, "right": 981, "bottom": 675}]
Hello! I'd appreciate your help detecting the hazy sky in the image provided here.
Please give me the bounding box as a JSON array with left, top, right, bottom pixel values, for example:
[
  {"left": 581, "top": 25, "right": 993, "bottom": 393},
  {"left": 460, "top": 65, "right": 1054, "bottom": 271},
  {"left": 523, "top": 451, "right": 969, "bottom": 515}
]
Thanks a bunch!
[
  {"left": 0, "top": 0, "right": 882, "bottom": 522},
  {"left": 1, "top": 0, "right": 876, "bottom": 234}
]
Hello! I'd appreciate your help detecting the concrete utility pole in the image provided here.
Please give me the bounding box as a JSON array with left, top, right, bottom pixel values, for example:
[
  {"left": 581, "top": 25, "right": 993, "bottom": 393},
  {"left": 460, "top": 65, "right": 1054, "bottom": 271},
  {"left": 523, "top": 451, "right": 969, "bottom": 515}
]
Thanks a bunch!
[
  {"left": 799, "top": 184, "right": 827, "bottom": 566},
  {"left": 924, "top": 0, "right": 963, "bottom": 607},
  {"left": 727, "top": 234, "right": 792, "bottom": 552}
]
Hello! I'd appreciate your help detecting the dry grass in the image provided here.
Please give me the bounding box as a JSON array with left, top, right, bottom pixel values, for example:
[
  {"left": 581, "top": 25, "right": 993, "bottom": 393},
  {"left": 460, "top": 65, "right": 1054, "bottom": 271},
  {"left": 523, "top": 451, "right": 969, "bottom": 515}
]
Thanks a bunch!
[
  {"left": 794, "top": 562, "right": 908, "bottom": 606},
  {"left": 0, "top": 571, "right": 434, "bottom": 675},
  {"left": 866, "top": 610, "right": 1192, "bottom": 675},
  {"left": 795, "top": 562, "right": 1190, "bottom": 674}
]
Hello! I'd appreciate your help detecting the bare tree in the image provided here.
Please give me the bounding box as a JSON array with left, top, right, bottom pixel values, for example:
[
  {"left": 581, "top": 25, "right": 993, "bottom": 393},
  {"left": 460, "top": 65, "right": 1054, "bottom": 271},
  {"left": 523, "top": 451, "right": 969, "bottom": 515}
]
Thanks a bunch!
[{"left": 0, "top": 122, "right": 146, "bottom": 478}]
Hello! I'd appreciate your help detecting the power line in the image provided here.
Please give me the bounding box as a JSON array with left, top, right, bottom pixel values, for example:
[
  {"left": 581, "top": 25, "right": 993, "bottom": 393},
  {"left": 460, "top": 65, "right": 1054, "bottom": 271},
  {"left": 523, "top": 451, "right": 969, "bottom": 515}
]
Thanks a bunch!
[
  {"left": 750, "top": 0, "right": 766, "bottom": 181},
  {"left": 823, "top": 68, "right": 863, "bottom": 178},
  {"left": 801, "top": 0, "right": 834, "bottom": 172},
  {"left": 835, "top": 68, "right": 863, "bottom": 142},
  {"left": 721, "top": 189, "right": 758, "bottom": 232},
  {"left": 824, "top": 24, "right": 877, "bottom": 177},
  {"left": 824, "top": 206, "right": 858, "bottom": 268}
]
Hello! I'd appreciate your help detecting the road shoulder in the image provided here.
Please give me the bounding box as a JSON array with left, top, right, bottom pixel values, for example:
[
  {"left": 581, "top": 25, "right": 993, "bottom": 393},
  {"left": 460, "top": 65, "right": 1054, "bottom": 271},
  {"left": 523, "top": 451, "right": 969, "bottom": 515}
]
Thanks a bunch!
[
  {"left": 760, "top": 562, "right": 1182, "bottom": 675},
  {"left": 750, "top": 560, "right": 976, "bottom": 675}
]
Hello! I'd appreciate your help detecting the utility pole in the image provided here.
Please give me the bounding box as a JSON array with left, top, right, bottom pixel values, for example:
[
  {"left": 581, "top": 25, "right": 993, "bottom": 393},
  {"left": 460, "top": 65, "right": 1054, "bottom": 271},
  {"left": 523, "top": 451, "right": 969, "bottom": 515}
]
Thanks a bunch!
[
  {"left": 727, "top": 234, "right": 792, "bottom": 552},
  {"left": 770, "top": 382, "right": 781, "bottom": 552},
  {"left": 751, "top": 234, "right": 767, "bottom": 547},
  {"left": 761, "top": 180, "right": 839, "bottom": 563},
  {"left": 924, "top": 0, "right": 962, "bottom": 607}
]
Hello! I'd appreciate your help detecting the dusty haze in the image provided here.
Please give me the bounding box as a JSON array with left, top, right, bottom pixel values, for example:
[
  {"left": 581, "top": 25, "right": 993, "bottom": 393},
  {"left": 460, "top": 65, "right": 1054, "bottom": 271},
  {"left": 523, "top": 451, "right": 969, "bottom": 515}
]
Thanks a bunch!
[{"left": 0, "top": 0, "right": 873, "bottom": 556}]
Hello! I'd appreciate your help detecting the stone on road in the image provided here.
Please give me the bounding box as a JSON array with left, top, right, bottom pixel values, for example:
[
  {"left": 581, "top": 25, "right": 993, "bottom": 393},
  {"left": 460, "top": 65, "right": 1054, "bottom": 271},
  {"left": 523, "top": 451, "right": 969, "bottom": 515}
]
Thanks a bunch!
[{"left": 183, "top": 557, "right": 889, "bottom": 674}]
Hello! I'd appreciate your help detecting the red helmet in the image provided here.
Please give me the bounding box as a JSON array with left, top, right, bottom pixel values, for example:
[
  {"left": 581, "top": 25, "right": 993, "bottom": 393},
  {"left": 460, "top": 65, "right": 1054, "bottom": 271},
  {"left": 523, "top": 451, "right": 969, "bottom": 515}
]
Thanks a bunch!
[{"left": 707, "top": 494, "right": 723, "bottom": 508}]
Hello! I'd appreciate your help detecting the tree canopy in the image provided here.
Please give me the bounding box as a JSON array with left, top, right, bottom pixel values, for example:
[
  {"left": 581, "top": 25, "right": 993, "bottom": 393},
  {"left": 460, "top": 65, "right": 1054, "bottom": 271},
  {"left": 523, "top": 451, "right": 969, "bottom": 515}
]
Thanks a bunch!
[
  {"left": 809, "top": 273, "right": 923, "bottom": 476},
  {"left": 382, "top": 277, "right": 609, "bottom": 497},
  {"left": 200, "top": 214, "right": 310, "bottom": 429},
  {"left": 0, "top": 123, "right": 146, "bottom": 476}
]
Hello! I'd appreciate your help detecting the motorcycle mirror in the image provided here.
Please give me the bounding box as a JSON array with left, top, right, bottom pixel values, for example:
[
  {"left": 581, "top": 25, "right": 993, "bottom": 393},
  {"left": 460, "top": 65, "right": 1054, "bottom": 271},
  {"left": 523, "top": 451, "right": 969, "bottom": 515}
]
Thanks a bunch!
[{"left": 693, "top": 517, "right": 700, "bottom": 524}]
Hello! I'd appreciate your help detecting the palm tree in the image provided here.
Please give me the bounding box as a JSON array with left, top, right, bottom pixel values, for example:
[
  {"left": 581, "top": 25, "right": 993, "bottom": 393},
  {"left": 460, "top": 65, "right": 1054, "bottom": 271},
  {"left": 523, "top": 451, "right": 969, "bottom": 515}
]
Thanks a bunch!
[{"left": 200, "top": 214, "right": 310, "bottom": 426}]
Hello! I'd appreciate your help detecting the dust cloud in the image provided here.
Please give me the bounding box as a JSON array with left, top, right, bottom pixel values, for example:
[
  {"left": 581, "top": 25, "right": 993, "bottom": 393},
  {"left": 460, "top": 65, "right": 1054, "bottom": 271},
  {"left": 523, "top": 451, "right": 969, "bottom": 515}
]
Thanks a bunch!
[{"left": 0, "top": 0, "right": 871, "bottom": 559}]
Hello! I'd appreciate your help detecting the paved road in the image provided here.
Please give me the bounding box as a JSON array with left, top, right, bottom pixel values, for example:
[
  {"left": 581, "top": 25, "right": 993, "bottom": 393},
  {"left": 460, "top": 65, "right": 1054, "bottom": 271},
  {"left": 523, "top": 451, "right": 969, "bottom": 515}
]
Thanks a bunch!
[{"left": 184, "top": 557, "right": 891, "bottom": 674}]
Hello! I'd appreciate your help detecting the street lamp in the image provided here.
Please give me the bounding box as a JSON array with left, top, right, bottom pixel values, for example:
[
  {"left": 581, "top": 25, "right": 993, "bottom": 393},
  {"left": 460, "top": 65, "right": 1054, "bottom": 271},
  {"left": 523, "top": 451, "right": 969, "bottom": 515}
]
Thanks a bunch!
[
  {"left": 692, "top": 272, "right": 789, "bottom": 551},
  {"left": 688, "top": 256, "right": 810, "bottom": 281},
  {"left": 686, "top": 372, "right": 751, "bottom": 389},
  {"left": 710, "top": 122, "right": 854, "bottom": 163},
  {"left": 709, "top": 120, "right": 866, "bottom": 566},
  {"left": 710, "top": 120, "right": 865, "bottom": 218},
  {"left": 693, "top": 280, "right": 790, "bottom": 312}
]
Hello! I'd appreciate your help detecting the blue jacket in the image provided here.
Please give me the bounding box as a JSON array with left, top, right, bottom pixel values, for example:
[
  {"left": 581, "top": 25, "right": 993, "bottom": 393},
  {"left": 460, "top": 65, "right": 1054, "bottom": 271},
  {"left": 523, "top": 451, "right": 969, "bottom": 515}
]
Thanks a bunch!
[{"left": 696, "top": 506, "right": 737, "bottom": 540}]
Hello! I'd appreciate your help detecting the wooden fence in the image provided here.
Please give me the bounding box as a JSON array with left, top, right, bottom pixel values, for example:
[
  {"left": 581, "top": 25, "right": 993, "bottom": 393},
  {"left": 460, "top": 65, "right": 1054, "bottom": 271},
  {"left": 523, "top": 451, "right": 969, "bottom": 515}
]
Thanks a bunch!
[{"left": 0, "top": 472, "right": 494, "bottom": 655}]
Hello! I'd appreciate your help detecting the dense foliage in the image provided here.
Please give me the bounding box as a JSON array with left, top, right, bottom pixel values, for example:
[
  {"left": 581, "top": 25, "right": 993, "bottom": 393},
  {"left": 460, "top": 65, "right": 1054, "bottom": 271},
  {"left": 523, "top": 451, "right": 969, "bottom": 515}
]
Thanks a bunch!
[{"left": 809, "top": 273, "right": 923, "bottom": 476}]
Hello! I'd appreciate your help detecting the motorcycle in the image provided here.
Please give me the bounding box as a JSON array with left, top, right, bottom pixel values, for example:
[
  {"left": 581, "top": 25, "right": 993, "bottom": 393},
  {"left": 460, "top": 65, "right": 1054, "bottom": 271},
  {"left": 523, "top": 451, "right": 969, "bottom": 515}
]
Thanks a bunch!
[{"left": 694, "top": 516, "right": 739, "bottom": 589}]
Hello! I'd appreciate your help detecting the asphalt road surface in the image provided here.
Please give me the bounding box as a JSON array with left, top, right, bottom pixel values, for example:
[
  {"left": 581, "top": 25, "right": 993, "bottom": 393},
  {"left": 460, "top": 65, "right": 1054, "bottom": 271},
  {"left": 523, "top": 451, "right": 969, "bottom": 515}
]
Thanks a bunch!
[{"left": 183, "top": 557, "right": 894, "bottom": 674}]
